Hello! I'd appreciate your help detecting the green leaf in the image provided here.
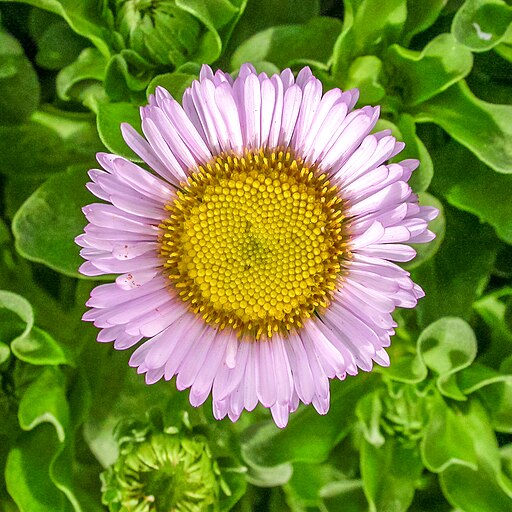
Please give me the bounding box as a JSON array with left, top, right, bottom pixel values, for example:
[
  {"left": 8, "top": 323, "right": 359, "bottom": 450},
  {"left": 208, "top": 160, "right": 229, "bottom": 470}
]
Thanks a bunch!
[
  {"left": 5, "top": 424, "right": 66, "bottom": 512},
  {"left": 356, "top": 391, "right": 385, "bottom": 447},
  {"left": 421, "top": 394, "right": 478, "bottom": 472},
  {"left": 432, "top": 142, "right": 512, "bottom": 245},
  {"left": 96, "top": 101, "right": 142, "bottom": 161},
  {"left": 18, "top": 367, "right": 69, "bottom": 442},
  {"left": 12, "top": 165, "right": 92, "bottom": 278},
  {"left": 0, "top": 344, "right": 9, "bottom": 367},
  {"left": 147, "top": 72, "right": 196, "bottom": 100},
  {"left": 342, "top": 56, "right": 386, "bottom": 104},
  {"left": 56, "top": 48, "right": 107, "bottom": 102},
  {"left": 1, "top": 0, "right": 112, "bottom": 57},
  {"left": 227, "top": 0, "right": 320, "bottom": 52},
  {"left": 452, "top": 0, "right": 512, "bottom": 52},
  {"left": 417, "top": 317, "right": 477, "bottom": 400},
  {"left": 413, "top": 206, "right": 498, "bottom": 328},
  {"left": 439, "top": 399, "right": 512, "bottom": 512},
  {"left": 361, "top": 437, "right": 423, "bottom": 512},
  {"left": 231, "top": 17, "right": 343, "bottom": 70},
  {"left": 6, "top": 366, "right": 85, "bottom": 512},
  {"left": 241, "top": 376, "right": 373, "bottom": 468},
  {"left": 332, "top": 0, "right": 407, "bottom": 77},
  {"left": 0, "top": 290, "right": 72, "bottom": 366},
  {"left": 176, "top": 0, "right": 242, "bottom": 64},
  {"left": 379, "top": 352, "right": 428, "bottom": 384},
  {"left": 459, "top": 364, "right": 512, "bottom": 433},
  {"left": 104, "top": 52, "right": 153, "bottom": 102},
  {"left": 245, "top": 460, "right": 293, "bottom": 487},
  {"left": 218, "top": 469, "right": 248, "bottom": 512},
  {"left": 474, "top": 289, "right": 512, "bottom": 369},
  {"left": 34, "top": 19, "right": 86, "bottom": 70},
  {"left": 401, "top": 0, "right": 448, "bottom": 46},
  {"left": 284, "top": 462, "right": 343, "bottom": 509},
  {"left": 386, "top": 34, "right": 473, "bottom": 106},
  {"left": 414, "top": 81, "right": 512, "bottom": 174},
  {"left": 0, "top": 29, "right": 40, "bottom": 125},
  {"left": 0, "top": 109, "right": 100, "bottom": 178}
]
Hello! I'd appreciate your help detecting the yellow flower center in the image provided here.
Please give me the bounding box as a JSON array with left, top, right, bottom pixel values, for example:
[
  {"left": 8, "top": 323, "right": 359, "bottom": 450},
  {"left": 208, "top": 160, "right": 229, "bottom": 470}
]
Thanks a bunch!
[{"left": 159, "top": 149, "right": 348, "bottom": 340}]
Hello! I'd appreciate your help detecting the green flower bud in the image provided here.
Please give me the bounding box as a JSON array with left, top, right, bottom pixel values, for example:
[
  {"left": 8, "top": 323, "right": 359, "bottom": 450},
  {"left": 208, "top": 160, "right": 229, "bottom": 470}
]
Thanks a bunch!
[
  {"left": 109, "top": 0, "right": 201, "bottom": 69},
  {"left": 101, "top": 411, "right": 241, "bottom": 512},
  {"left": 381, "top": 383, "right": 432, "bottom": 442}
]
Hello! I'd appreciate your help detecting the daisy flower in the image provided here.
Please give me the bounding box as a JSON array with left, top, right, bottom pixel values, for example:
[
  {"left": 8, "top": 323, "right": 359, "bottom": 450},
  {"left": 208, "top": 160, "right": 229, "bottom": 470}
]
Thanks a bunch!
[{"left": 77, "top": 64, "right": 437, "bottom": 428}]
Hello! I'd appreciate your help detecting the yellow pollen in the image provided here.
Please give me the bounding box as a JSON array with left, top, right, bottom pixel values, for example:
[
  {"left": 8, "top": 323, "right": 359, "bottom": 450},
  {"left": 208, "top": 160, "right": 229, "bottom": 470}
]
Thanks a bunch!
[{"left": 159, "top": 149, "right": 348, "bottom": 340}]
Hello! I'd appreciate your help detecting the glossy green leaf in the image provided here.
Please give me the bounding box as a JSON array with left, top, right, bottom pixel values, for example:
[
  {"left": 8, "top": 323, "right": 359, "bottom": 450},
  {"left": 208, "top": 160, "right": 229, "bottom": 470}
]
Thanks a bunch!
[
  {"left": 96, "top": 101, "right": 142, "bottom": 161},
  {"left": 439, "top": 399, "right": 512, "bottom": 512},
  {"left": 459, "top": 363, "right": 512, "bottom": 433},
  {"left": 356, "top": 391, "right": 385, "bottom": 447},
  {"left": 379, "top": 353, "right": 428, "bottom": 384},
  {"left": 432, "top": 142, "right": 512, "bottom": 244},
  {"left": 321, "top": 479, "right": 368, "bottom": 512},
  {"left": 361, "top": 437, "right": 423, "bottom": 512},
  {"left": 0, "top": 0, "right": 112, "bottom": 57},
  {"left": 218, "top": 469, "right": 248, "bottom": 512},
  {"left": 245, "top": 460, "right": 293, "bottom": 487},
  {"left": 18, "top": 367, "right": 69, "bottom": 441},
  {"left": 56, "top": 48, "right": 107, "bottom": 102},
  {"left": 474, "top": 289, "right": 512, "bottom": 369},
  {"left": 176, "top": 0, "right": 243, "bottom": 64},
  {"left": 421, "top": 394, "right": 478, "bottom": 472},
  {"left": 0, "top": 341, "right": 10, "bottom": 365},
  {"left": 496, "top": 40, "right": 512, "bottom": 62},
  {"left": 231, "top": 17, "right": 342, "bottom": 69},
  {"left": 452, "top": 0, "right": 512, "bottom": 52},
  {"left": 332, "top": 0, "right": 407, "bottom": 77},
  {"left": 5, "top": 424, "right": 66, "bottom": 512},
  {"left": 401, "top": 0, "right": 448, "bottom": 45},
  {"left": 0, "top": 110, "right": 99, "bottom": 178},
  {"left": 0, "top": 290, "right": 72, "bottom": 366},
  {"left": 284, "top": 463, "right": 342, "bottom": 509},
  {"left": 12, "top": 165, "right": 92, "bottom": 278},
  {"left": 413, "top": 207, "right": 498, "bottom": 328},
  {"left": 227, "top": 0, "right": 320, "bottom": 52},
  {"left": 6, "top": 366, "right": 85, "bottom": 511},
  {"left": 103, "top": 53, "right": 153, "bottom": 102},
  {"left": 342, "top": 56, "right": 386, "bottom": 104},
  {"left": 414, "top": 81, "right": 512, "bottom": 174},
  {"left": 147, "top": 72, "right": 196, "bottom": 100},
  {"left": 241, "top": 377, "right": 373, "bottom": 468},
  {"left": 386, "top": 34, "right": 473, "bottom": 106},
  {"left": 0, "top": 29, "right": 40, "bottom": 125},
  {"left": 417, "top": 317, "right": 477, "bottom": 400},
  {"left": 34, "top": 19, "right": 86, "bottom": 70}
]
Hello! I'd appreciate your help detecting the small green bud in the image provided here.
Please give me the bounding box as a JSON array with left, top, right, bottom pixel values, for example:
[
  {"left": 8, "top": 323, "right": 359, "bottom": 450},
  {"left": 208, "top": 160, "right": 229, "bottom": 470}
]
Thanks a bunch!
[
  {"left": 101, "top": 412, "right": 231, "bottom": 511},
  {"left": 109, "top": 0, "right": 201, "bottom": 68}
]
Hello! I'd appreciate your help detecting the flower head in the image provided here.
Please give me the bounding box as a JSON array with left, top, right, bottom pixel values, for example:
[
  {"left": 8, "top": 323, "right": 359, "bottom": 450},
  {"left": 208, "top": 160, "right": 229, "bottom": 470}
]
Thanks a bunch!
[
  {"left": 101, "top": 411, "right": 231, "bottom": 511},
  {"left": 77, "top": 64, "right": 438, "bottom": 427},
  {"left": 108, "top": 0, "right": 200, "bottom": 69}
]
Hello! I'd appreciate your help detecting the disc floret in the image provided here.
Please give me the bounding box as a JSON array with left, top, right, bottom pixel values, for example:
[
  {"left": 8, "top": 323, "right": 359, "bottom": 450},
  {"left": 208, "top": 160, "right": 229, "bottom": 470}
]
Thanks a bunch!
[{"left": 159, "top": 149, "right": 348, "bottom": 340}]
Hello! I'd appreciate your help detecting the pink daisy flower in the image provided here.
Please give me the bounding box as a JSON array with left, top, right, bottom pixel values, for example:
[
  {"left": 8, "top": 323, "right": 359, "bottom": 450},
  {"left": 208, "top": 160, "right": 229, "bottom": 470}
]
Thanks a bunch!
[{"left": 77, "top": 64, "right": 438, "bottom": 428}]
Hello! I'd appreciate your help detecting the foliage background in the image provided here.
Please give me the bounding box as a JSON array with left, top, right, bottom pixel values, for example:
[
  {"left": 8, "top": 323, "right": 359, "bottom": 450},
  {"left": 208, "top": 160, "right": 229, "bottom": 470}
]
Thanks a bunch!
[{"left": 0, "top": 0, "right": 511, "bottom": 510}]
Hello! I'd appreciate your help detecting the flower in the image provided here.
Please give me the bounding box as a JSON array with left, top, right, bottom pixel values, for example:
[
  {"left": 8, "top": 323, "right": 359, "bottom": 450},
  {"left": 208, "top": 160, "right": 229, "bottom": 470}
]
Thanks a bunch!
[
  {"left": 77, "top": 63, "right": 438, "bottom": 428},
  {"left": 100, "top": 410, "right": 240, "bottom": 511},
  {"left": 108, "top": 0, "right": 200, "bottom": 69}
]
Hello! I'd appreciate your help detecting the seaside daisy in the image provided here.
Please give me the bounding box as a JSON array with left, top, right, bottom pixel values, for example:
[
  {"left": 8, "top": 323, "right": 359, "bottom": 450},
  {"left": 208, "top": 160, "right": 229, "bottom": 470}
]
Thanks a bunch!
[{"left": 77, "top": 63, "right": 438, "bottom": 428}]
